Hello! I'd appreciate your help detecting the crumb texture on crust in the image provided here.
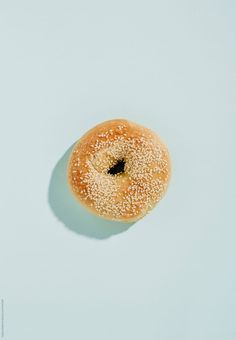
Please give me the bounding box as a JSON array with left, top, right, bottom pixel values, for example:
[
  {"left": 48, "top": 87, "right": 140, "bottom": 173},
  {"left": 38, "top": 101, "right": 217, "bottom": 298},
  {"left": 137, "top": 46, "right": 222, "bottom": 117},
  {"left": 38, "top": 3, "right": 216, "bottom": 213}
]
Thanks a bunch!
[{"left": 68, "top": 119, "right": 171, "bottom": 222}]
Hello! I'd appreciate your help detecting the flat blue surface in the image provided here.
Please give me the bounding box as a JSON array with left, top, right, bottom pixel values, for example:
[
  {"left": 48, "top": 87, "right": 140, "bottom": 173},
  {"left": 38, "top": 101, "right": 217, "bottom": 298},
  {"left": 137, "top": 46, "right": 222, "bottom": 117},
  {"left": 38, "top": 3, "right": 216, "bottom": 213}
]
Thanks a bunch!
[{"left": 0, "top": 1, "right": 236, "bottom": 339}]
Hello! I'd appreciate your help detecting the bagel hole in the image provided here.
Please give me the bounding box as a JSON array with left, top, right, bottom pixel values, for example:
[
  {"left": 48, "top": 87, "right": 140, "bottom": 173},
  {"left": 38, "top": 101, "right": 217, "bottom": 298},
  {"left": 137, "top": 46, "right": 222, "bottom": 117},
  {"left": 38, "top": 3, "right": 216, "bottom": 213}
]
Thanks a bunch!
[{"left": 108, "top": 159, "right": 125, "bottom": 175}]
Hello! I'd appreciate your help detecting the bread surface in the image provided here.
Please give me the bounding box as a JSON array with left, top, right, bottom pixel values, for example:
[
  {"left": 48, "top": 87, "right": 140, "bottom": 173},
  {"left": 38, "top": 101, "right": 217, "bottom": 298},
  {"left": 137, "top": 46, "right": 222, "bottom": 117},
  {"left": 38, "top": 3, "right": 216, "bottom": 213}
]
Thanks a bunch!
[{"left": 68, "top": 119, "right": 171, "bottom": 222}]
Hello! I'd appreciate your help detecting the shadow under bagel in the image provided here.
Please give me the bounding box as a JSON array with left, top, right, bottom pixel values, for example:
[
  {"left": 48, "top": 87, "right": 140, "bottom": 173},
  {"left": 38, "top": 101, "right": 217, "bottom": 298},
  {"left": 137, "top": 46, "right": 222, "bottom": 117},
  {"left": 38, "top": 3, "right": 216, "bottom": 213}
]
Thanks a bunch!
[{"left": 48, "top": 144, "right": 135, "bottom": 239}]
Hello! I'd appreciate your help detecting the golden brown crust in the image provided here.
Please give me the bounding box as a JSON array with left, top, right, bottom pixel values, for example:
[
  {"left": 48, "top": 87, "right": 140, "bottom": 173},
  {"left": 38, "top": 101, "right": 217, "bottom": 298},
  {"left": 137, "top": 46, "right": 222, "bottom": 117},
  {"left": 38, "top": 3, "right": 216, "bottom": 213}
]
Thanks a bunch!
[{"left": 67, "top": 119, "right": 171, "bottom": 222}]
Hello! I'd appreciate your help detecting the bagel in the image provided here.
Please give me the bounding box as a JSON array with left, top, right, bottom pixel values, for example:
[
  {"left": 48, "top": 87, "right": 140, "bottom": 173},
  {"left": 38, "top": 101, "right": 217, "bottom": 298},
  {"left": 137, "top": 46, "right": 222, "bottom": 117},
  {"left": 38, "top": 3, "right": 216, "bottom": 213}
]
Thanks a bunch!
[{"left": 67, "top": 119, "right": 171, "bottom": 222}]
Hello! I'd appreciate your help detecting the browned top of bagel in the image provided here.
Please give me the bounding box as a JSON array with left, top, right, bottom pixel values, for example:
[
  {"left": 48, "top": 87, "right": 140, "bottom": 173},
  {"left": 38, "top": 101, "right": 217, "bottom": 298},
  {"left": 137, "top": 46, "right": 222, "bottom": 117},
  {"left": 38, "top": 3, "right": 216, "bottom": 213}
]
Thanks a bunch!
[{"left": 68, "top": 119, "right": 171, "bottom": 222}]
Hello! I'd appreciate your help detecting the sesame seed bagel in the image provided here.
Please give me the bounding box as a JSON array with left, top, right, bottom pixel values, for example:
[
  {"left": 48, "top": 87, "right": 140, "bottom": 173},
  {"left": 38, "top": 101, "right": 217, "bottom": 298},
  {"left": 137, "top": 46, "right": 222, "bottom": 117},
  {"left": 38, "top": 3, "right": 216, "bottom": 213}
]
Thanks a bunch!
[{"left": 67, "top": 119, "right": 171, "bottom": 222}]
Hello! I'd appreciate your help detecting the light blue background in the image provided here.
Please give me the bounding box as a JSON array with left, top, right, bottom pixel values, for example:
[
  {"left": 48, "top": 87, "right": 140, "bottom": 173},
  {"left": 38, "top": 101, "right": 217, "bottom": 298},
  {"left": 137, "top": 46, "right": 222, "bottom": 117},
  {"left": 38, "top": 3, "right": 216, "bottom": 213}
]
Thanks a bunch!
[{"left": 0, "top": 0, "right": 236, "bottom": 339}]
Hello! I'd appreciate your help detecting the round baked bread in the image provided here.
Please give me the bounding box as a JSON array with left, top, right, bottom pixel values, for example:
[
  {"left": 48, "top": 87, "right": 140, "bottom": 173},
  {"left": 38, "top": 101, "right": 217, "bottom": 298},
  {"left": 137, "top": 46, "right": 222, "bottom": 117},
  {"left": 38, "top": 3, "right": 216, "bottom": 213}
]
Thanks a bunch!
[{"left": 67, "top": 119, "right": 171, "bottom": 222}]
